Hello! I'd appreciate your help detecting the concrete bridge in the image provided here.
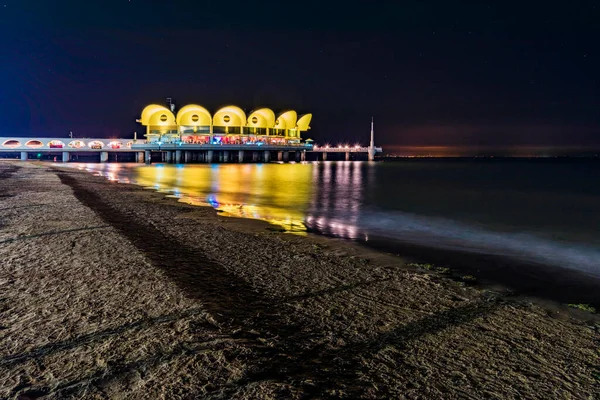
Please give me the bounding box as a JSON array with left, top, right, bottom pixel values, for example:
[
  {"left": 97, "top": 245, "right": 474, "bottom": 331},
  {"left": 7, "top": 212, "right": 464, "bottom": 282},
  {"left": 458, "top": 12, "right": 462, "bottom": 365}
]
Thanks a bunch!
[{"left": 0, "top": 137, "right": 382, "bottom": 163}]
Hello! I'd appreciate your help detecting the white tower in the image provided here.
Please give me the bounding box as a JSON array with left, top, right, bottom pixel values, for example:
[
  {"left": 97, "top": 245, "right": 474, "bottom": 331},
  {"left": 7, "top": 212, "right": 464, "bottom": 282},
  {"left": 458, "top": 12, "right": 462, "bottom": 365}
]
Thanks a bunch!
[
  {"left": 368, "top": 117, "right": 376, "bottom": 161},
  {"left": 167, "top": 97, "right": 175, "bottom": 112}
]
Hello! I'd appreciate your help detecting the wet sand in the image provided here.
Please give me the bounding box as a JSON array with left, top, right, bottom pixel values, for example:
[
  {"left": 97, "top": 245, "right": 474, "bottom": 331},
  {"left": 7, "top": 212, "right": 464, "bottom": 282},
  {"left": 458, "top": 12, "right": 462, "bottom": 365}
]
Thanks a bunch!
[
  {"left": 1, "top": 161, "right": 598, "bottom": 399},
  {"left": 360, "top": 236, "right": 600, "bottom": 311}
]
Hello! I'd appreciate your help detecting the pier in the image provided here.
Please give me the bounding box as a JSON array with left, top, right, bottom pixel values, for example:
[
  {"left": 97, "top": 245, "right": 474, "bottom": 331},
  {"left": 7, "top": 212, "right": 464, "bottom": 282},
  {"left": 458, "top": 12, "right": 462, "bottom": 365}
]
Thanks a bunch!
[
  {"left": 0, "top": 138, "right": 382, "bottom": 163},
  {"left": 0, "top": 105, "right": 382, "bottom": 163}
]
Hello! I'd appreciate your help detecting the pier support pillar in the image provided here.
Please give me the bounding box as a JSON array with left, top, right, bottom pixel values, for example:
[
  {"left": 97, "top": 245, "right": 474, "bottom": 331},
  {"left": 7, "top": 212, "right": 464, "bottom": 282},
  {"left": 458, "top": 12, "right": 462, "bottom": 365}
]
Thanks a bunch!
[
  {"left": 145, "top": 150, "right": 152, "bottom": 164},
  {"left": 300, "top": 151, "right": 306, "bottom": 161},
  {"left": 252, "top": 151, "right": 259, "bottom": 162},
  {"left": 345, "top": 152, "right": 350, "bottom": 161},
  {"left": 322, "top": 152, "right": 327, "bottom": 161},
  {"left": 62, "top": 151, "right": 70, "bottom": 163},
  {"left": 137, "top": 152, "right": 145, "bottom": 163},
  {"left": 264, "top": 151, "right": 270, "bottom": 163},
  {"left": 223, "top": 150, "right": 229, "bottom": 162},
  {"left": 368, "top": 147, "right": 375, "bottom": 161},
  {"left": 100, "top": 151, "right": 109, "bottom": 163},
  {"left": 295, "top": 151, "right": 301, "bottom": 162},
  {"left": 175, "top": 150, "right": 182, "bottom": 164},
  {"left": 184, "top": 151, "right": 192, "bottom": 163},
  {"left": 206, "top": 150, "right": 214, "bottom": 163},
  {"left": 277, "top": 151, "right": 283, "bottom": 161},
  {"left": 238, "top": 150, "right": 245, "bottom": 163},
  {"left": 165, "top": 151, "right": 172, "bottom": 163},
  {"left": 283, "top": 151, "right": 289, "bottom": 162},
  {"left": 20, "top": 151, "right": 28, "bottom": 161}
]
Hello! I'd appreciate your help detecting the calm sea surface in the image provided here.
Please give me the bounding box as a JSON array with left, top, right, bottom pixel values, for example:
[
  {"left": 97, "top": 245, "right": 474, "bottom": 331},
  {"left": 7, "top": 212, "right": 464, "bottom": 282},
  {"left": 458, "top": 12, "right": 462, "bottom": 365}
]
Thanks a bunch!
[{"left": 73, "top": 160, "right": 600, "bottom": 298}]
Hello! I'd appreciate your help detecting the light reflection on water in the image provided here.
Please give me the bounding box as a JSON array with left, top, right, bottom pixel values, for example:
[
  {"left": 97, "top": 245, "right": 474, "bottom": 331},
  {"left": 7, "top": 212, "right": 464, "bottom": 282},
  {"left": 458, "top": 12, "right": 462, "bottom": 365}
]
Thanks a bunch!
[
  {"left": 73, "top": 161, "right": 600, "bottom": 277},
  {"left": 79, "top": 162, "right": 336, "bottom": 235}
]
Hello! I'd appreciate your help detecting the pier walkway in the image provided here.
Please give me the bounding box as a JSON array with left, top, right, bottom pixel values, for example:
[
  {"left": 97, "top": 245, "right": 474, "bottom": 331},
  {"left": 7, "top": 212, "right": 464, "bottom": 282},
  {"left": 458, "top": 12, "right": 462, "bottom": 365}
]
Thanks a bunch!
[{"left": 0, "top": 137, "right": 382, "bottom": 163}]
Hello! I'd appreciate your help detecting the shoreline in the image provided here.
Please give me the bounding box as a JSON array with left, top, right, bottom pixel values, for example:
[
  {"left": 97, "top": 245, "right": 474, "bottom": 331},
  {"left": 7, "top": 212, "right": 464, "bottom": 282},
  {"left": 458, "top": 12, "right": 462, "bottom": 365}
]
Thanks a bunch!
[
  {"left": 351, "top": 234, "right": 600, "bottom": 312},
  {"left": 1, "top": 161, "right": 599, "bottom": 398},
  {"left": 74, "top": 160, "right": 600, "bottom": 313}
]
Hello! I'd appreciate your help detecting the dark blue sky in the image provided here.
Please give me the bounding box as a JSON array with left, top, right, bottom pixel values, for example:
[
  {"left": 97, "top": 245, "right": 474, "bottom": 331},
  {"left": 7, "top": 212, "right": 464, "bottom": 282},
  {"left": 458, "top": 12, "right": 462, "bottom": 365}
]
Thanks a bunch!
[{"left": 0, "top": 1, "right": 598, "bottom": 147}]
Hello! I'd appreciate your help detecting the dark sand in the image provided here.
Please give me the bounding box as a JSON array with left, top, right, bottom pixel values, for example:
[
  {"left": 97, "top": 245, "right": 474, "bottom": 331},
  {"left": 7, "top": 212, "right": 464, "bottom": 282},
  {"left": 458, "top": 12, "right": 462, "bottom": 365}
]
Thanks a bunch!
[{"left": 0, "top": 161, "right": 598, "bottom": 399}]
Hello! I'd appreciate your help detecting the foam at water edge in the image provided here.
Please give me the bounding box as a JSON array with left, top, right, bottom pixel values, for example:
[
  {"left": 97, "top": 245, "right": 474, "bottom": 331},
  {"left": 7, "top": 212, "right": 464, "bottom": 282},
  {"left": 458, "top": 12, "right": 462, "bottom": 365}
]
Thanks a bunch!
[{"left": 306, "top": 210, "right": 600, "bottom": 277}]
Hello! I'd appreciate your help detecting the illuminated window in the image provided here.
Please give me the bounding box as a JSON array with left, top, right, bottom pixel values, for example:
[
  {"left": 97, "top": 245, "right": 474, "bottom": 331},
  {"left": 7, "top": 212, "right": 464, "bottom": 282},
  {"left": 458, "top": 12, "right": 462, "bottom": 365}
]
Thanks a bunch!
[
  {"left": 223, "top": 115, "right": 231, "bottom": 123},
  {"left": 251, "top": 116, "right": 258, "bottom": 124},
  {"left": 160, "top": 114, "right": 167, "bottom": 122},
  {"left": 191, "top": 114, "right": 199, "bottom": 122},
  {"left": 68, "top": 140, "right": 86, "bottom": 148},
  {"left": 88, "top": 141, "right": 104, "bottom": 149}
]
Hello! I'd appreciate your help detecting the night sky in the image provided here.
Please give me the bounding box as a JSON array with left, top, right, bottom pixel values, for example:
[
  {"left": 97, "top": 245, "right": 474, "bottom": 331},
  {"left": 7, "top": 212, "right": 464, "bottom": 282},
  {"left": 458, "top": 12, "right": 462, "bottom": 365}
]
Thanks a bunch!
[{"left": 1, "top": 1, "right": 598, "bottom": 149}]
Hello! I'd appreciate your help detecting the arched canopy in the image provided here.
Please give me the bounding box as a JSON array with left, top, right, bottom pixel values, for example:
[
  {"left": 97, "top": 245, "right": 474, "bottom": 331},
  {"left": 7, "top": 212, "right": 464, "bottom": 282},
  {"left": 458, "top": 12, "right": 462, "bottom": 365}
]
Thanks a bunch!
[
  {"left": 246, "top": 108, "right": 275, "bottom": 128},
  {"left": 3, "top": 140, "right": 21, "bottom": 148},
  {"left": 140, "top": 104, "right": 172, "bottom": 125},
  {"left": 213, "top": 105, "right": 246, "bottom": 126},
  {"left": 296, "top": 113, "right": 312, "bottom": 131},
  {"left": 176, "top": 104, "right": 212, "bottom": 126},
  {"left": 274, "top": 110, "right": 297, "bottom": 129},
  {"left": 148, "top": 109, "right": 176, "bottom": 126},
  {"left": 25, "top": 140, "right": 43, "bottom": 148}
]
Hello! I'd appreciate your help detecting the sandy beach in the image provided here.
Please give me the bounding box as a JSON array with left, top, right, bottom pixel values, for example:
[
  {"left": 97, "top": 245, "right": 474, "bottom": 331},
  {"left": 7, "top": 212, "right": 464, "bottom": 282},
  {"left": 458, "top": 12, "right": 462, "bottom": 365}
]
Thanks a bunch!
[{"left": 1, "top": 161, "right": 598, "bottom": 399}]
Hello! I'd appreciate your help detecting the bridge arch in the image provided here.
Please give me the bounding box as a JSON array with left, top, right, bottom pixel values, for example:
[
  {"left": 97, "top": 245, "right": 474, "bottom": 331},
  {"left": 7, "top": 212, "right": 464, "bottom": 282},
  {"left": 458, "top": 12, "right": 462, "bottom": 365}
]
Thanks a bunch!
[
  {"left": 68, "top": 140, "right": 86, "bottom": 149},
  {"left": 48, "top": 140, "right": 65, "bottom": 148},
  {"left": 88, "top": 141, "right": 104, "bottom": 149},
  {"left": 107, "top": 141, "right": 122, "bottom": 149},
  {"left": 25, "top": 140, "right": 44, "bottom": 148},
  {"left": 2, "top": 140, "right": 21, "bottom": 148}
]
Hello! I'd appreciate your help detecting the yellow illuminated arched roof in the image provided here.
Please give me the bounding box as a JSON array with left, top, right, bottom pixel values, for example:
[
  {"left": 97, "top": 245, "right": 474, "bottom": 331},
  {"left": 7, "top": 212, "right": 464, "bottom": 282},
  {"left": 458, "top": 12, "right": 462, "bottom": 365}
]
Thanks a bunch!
[
  {"left": 177, "top": 104, "right": 212, "bottom": 126},
  {"left": 213, "top": 105, "right": 246, "bottom": 126},
  {"left": 246, "top": 108, "right": 276, "bottom": 128},
  {"left": 140, "top": 104, "right": 172, "bottom": 125},
  {"left": 148, "top": 109, "right": 176, "bottom": 126},
  {"left": 296, "top": 114, "right": 312, "bottom": 131},
  {"left": 274, "top": 110, "right": 297, "bottom": 129}
]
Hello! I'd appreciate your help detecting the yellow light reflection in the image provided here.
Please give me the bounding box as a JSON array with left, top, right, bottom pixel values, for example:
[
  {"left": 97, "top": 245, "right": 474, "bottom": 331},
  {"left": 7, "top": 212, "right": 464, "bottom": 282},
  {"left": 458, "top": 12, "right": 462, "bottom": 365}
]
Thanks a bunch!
[{"left": 133, "top": 164, "right": 313, "bottom": 234}]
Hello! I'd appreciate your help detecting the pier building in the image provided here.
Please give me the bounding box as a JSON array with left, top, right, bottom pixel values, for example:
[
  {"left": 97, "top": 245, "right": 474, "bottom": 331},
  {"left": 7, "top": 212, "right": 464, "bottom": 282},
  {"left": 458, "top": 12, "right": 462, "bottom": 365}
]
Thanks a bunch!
[
  {"left": 0, "top": 104, "right": 382, "bottom": 163},
  {"left": 138, "top": 104, "right": 312, "bottom": 146}
]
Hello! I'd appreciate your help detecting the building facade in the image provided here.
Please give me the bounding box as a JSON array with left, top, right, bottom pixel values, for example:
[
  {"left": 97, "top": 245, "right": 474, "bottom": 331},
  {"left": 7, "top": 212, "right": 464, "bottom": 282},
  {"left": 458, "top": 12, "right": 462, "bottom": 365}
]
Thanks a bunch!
[{"left": 138, "top": 104, "right": 312, "bottom": 145}]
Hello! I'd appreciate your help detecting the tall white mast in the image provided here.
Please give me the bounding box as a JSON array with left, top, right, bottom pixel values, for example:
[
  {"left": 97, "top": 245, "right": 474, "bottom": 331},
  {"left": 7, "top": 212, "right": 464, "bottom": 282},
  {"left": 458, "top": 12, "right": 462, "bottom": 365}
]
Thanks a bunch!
[
  {"left": 370, "top": 117, "right": 374, "bottom": 148},
  {"left": 368, "top": 117, "right": 376, "bottom": 161}
]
